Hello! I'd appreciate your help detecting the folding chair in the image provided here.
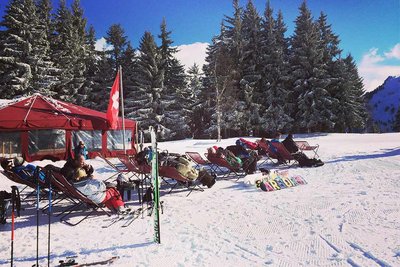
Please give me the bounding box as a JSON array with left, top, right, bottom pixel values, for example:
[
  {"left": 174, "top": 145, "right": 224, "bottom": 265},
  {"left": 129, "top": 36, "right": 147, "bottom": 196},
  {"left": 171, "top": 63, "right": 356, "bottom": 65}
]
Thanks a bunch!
[
  {"left": 256, "top": 140, "right": 279, "bottom": 165},
  {"left": 206, "top": 153, "right": 245, "bottom": 180},
  {"left": 0, "top": 169, "right": 49, "bottom": 203},
  {"left": 98, "top": 154, "right": 132, "bottom": 181},
  {"left": 295, "top": 141, "right": 320, "bottom": 158},
  {"left": 159, "top": 165, "right": 204, "bottom": 197},
  {"left": 269, "top": 142, "right": 299, "bottom": 167},
  {"left": 117, "top": 155, "right": 151, "bottom": 203},
  {"left": 48, "top": 171, "right": 111, "bottom": 226},
  {"left": 185, "top": 151, "right": 218, "bottom": 175}
]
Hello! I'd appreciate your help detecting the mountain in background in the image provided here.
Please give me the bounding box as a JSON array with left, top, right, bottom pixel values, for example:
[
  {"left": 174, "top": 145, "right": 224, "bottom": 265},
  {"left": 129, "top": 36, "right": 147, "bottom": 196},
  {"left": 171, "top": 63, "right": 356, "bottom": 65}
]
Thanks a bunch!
[{"left": 365, "top": 76, "right": 400, "bottom": 132}]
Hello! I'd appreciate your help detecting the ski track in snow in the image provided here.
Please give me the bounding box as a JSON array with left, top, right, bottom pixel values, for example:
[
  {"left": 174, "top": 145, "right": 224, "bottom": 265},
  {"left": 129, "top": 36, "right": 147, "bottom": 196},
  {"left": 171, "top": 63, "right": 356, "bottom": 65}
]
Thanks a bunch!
[{"left": 0, "top": 133, "right": 399, "bottom": 266}]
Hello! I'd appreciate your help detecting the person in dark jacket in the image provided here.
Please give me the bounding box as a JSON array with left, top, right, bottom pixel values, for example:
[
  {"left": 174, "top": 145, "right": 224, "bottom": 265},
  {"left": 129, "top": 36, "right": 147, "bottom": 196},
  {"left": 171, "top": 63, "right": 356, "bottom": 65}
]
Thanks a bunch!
[
  {"left": 1, "top": 157, "right": 46, "bottom": 183},
  {"left": 282, "top": 134, "right": 324, "bottom": 167},
  {"left": 282, "top": 133, "right": 299, "bottom": 154}
]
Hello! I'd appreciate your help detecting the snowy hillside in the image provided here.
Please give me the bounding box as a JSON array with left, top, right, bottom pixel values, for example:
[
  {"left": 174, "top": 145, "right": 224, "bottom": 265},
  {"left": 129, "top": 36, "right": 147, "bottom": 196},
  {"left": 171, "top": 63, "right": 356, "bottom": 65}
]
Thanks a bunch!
[
  {"left": 0, "top": 133, "right": 400, "bottom": 266},
  {"left": 367, "top": 76, "right": 400, "bottom": 132}
]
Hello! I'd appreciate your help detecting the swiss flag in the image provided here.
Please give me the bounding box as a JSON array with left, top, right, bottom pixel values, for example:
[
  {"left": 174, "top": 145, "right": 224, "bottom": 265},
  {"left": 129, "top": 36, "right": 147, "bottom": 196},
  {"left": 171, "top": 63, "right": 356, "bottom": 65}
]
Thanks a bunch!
[{"left": 106, "top": 71, "right": 120, "bottom": 129}]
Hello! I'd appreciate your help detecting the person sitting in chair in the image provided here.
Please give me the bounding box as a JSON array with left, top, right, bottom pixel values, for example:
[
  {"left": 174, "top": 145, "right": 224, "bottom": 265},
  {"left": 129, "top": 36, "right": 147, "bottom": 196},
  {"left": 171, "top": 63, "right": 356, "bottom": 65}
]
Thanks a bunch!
[
  {"left": 268, "top": 132, "right": 287, "bottom": 164},
  {"left": 1, "top": 157, "right": 46, "bottom": 183},
  {"left": 61, "top": 155, "right": 126, "bottom": 213},
  {"left": 226, "top": 140, "right": 258, "bottom": 174},
  {"left": 282, "top": 133, "right": 324, "bottom": 167}
]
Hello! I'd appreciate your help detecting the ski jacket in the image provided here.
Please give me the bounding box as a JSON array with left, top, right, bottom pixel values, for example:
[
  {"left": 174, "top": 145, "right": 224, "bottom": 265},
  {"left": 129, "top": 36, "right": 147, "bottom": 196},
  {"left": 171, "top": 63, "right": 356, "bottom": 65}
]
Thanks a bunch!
[{"left": 73, "top": 178, "right": 106, "bottom": 204}]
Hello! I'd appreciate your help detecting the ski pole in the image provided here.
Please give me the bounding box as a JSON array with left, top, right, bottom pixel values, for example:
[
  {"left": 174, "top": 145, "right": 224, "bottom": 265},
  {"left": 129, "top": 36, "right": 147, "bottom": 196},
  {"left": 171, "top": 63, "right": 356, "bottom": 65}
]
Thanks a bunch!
[
  {"left": 36, "top": 170, "right": 40, "bottom": 267},
  {"left": 47, "top": 171, "right": 52, "bottom": 267},
  {"left": 10, "top": 189, "right": 15, "bottom": 267}
]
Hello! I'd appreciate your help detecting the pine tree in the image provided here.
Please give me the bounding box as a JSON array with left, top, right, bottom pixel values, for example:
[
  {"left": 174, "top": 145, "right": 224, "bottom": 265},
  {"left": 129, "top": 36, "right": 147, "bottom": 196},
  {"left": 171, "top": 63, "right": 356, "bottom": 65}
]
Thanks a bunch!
[
  {"left": 69, "top": 0, "right": 87, "bottom": 103},
  {"left": 77, "top": 25, "right": 98, "bottom": 106},
  {"left": 187, "top": 63, "right": 205, "bottom": 137},
  {"left": 122, "top": 42, "right": 139, "bottom": 120},
  {"left": 0, "top": 0, "right": 37, "bottom": 97},
  {"left": 130, "top": 32, "right": 163, "bottom": 137},
  {"left": 157, "top": 19, "right": 189, "bottom": 139},
  {"left": 52, "top": 0, "right": 86, "bottom": 103},
  {"left": 158, "top": 18, "right": 177, "bottom": 88},
  {"left": 259, "top": 3, "right": 292, "bottom": 134},
  {"left": 87, "top": 50, "right": 113, "bottom": 111},
  {"left": 33, "top": 0, "right": 59, "bottom": 95},
  {"left": 223, "top": 0, "right": 243, "bottom": 101},
  {"left": 289, "top": 1, "right": 335, "bottom": 132},
  {"left": 238, "top": 0, "right": 262, "bottom": 134},
  {"left": 343, "top": 55, "right": 368, "bottom": 131},
  {"left": 105, "top": 24, "right": 128, "bottom": 71},
  {"left": 202, "top": 23, "right": 239, "bottom": 139}
]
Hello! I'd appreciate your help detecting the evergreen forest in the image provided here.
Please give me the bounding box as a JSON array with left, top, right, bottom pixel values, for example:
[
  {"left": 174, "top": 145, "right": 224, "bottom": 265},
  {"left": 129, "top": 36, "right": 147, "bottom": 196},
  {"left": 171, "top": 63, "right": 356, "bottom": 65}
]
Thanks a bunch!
[{"left": 0, "top": 0, "right": 369, "bottom": 140}]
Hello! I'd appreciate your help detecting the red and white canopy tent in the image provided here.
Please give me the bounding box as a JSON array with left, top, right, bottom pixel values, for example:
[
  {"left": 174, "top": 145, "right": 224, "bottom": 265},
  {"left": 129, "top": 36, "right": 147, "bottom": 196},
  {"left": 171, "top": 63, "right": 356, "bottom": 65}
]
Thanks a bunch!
[{"left": 0, "top": 93, "right": 137, "bottom": 161}]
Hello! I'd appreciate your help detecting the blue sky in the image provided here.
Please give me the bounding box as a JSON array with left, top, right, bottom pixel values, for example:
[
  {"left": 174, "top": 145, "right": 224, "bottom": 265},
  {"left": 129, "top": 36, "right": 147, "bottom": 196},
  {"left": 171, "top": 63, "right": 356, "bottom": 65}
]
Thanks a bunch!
[{"left": 1, "top": 0, "right": 399, "bottom": 91}]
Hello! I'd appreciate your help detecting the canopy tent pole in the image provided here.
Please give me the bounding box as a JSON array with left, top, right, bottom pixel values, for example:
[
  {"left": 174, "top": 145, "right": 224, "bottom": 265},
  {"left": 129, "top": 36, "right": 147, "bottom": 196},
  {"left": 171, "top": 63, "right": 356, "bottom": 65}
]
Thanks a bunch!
[{"left": 23, "top": 94, "right": 38, "bottom": 123}]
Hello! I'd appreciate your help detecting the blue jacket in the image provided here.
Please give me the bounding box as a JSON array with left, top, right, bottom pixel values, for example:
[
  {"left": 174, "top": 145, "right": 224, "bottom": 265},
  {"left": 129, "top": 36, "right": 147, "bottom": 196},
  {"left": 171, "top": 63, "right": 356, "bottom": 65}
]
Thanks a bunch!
[
  {"left": 12, "top": 164, "right": 45, "bottom": 182},
  {"left": 74, "top": 145, "right": 88, "bottom": 159}
]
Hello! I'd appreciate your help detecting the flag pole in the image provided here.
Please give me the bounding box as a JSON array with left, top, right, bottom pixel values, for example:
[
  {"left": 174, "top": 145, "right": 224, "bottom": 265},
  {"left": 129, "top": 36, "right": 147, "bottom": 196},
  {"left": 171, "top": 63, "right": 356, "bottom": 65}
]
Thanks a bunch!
[{"left": 119, "top": 65, "right": 126, "bottom": 154}]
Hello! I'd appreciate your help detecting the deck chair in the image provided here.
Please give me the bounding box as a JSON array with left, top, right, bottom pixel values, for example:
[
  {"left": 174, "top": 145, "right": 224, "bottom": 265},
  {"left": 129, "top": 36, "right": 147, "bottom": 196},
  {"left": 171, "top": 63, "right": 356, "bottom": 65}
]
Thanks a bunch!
[
  {"left": 206, "top": 153, "right": 245, "bottom": 180},
  {"left": 35, "top": 166, "right": 79, "bottom": 215},
  {"left": 117, "top": 155, "right": 151, "bottom": 203},
  {"left": 98, "top": 155, "right": 132, "bottom": 181},
  {"left": 295, "top": 141, "right": 320, "bottom": 158},
  {"left": 185, "top": 152, "right": 218, "bottom": 175},
  {"left": 0, "top": 168, "right": 49, "bottom": 202},
  {"left": 269, "top": 142, "right": 299, "bottom": 167},
  {"left": 158, "top": 165, "right": 204, "bottom": 197},
  {"left": 48, "top": 171, "right": 111, "bottom": 226},
  {"left": 256, "top": 140, "right": 279, "bottom": 165}
]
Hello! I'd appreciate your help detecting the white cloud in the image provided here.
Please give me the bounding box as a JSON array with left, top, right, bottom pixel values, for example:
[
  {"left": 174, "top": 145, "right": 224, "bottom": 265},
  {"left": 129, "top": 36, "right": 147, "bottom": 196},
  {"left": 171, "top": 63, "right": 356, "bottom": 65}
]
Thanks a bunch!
[
  {"left": 95, "top": 37, "right": 113, "bottom": 51},
  {"left": 358, "top": 43, "right": 400, "bottom": 92},
  {"left": 384, "top": 43, "right": 400, "bottom": 59},
  {"left": 174, "top": 42, "right": 209, "bottom": 72}
]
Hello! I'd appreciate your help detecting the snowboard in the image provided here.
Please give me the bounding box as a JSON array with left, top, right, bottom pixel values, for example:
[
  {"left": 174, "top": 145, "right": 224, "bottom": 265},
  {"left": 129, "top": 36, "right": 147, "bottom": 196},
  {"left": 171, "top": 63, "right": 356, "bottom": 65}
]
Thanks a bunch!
[{"left": 256, "top": 171, "right": 307, "bottom": 192}]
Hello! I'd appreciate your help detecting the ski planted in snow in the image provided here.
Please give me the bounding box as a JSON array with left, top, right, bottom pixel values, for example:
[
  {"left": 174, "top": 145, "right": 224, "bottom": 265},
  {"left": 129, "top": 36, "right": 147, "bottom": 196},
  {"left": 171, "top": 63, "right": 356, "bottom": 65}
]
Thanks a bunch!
[{"left": 149, "top": 126, "right": 161, "bottom": 243}]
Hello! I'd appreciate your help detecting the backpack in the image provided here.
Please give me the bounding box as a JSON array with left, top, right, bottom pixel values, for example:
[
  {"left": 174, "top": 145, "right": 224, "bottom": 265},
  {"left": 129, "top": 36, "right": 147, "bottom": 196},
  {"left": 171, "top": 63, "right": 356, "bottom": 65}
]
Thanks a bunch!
[
  {"left": 294, "top": 153, "right": 320, "bottom": 167},
  {"left": 0, "top": 186, "right": 21, "bottom": 224}
]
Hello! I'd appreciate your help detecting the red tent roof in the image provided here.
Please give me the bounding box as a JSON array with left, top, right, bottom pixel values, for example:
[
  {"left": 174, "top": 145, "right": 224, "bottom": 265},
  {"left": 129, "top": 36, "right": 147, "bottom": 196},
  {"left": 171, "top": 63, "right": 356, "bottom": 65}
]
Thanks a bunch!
[{"left": 0, "top": 93, "right": 135, "bottom": 131}]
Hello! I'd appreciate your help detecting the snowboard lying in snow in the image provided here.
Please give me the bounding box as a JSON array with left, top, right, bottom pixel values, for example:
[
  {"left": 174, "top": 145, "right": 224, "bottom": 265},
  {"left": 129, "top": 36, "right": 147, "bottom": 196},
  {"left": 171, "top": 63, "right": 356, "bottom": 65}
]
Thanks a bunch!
[{"left": 254, "top": 170, "right": 307, "bottom": 192}]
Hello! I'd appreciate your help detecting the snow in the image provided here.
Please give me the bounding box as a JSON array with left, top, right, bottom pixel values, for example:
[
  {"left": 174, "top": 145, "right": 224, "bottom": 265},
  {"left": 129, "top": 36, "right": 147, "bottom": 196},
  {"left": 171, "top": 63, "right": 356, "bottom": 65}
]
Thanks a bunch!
[
  {"left": 1, "top": 133, "right": 400, "bottom": 266},
  {"left": 368, "top": 76, "right": 400, "bottom": 132}
]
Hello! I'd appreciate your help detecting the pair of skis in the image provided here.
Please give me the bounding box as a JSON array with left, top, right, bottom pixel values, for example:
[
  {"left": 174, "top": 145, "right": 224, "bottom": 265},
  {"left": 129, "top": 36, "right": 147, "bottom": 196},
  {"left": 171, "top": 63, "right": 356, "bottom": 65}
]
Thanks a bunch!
[
  {"left": 57, "top": 256, "right": 119, "bottom": 266},
  {"left": 101, "top": 207, "right": 142, "bottom": 228}
]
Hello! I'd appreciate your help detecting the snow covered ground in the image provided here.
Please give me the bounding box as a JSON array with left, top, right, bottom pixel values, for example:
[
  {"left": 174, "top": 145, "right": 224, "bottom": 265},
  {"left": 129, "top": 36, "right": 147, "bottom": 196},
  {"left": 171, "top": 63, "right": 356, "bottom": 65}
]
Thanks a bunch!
[{"left": 0, "top": 133, "right": 399, "bottom": 267}]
